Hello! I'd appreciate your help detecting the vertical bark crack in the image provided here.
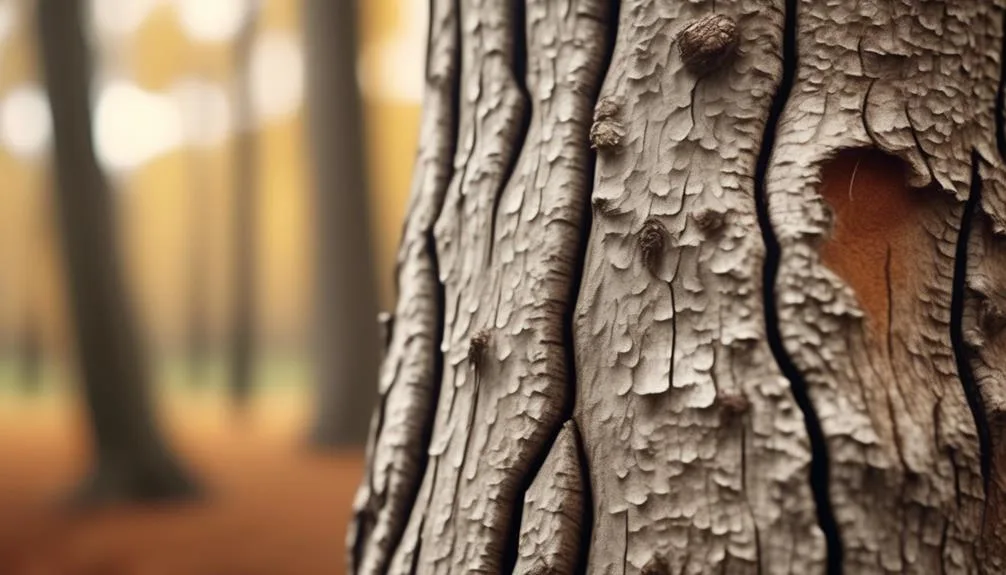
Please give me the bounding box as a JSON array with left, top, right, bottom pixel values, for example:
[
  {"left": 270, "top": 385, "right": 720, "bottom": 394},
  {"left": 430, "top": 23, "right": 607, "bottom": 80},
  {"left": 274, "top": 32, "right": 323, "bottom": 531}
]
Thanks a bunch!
[
  {"left": 950, "top": 155, "right": 991, "bottom": 492},
  {"left": 353, "top": 0, "right": 461, "bottom": 569},
  {"left": 397, "top": 227, "right": 449, "bottom": 558},
  {"left": 408, "top": 457, "right": 439, "bottom": 575},
  {"left": 487, "top": 0, "right": 532, "bottom": 266},
  {"left": 751, "top": 0, "right": 843, "bottom": 572},
  {"left": 503, "top": 0, "right": 621, "bottom": 571}
]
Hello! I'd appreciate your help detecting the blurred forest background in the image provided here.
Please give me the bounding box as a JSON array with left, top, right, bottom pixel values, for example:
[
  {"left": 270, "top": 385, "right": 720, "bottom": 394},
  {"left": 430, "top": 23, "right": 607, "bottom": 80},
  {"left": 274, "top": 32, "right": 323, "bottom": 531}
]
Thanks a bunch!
[{"left": 0, "top": 0, "right": 423, "bottom": 573}]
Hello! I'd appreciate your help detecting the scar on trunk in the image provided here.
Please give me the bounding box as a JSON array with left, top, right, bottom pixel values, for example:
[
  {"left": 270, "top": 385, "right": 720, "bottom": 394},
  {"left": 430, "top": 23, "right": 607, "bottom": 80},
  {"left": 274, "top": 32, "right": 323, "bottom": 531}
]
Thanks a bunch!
[{"left": 818, "top": 149, "right": 936, "bottom": 340}]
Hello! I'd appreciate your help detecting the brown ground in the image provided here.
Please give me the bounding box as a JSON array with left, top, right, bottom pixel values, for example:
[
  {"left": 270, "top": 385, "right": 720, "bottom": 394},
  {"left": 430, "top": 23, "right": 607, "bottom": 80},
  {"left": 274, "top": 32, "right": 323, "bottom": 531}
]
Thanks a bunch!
[{"left": 0, "top": 387, "right": 364, "bottom": 575}]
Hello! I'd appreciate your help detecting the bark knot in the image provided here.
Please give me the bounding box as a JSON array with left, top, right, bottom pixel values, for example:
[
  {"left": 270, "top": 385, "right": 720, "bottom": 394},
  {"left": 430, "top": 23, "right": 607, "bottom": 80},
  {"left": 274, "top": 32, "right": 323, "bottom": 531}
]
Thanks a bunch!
[
  {"left": 677, "top": 14, "right": 739, "bottom": 74},
  {"left": 641, "top": 555, "right": 671, "bottom": 575},
  {"left": 694, "top": 208, "right": 726, "bottom": 233},
  {"left": 468, "top": 330, "right": 491, "bottom": 372},
  {"left": 979, "top": 296, "right": 1006, "bottom": 338},
  {"left": 593, "top": 196, "right": 616, "bottom": 216},
  {"left": 590, "top": 96, "right": 625, "bottom": 149},
  {"left": 638, "top": 218, "right": 668, "bottom": 273},
  {"left": 718, "top": 392, "right": 751, "bottom": 422}
]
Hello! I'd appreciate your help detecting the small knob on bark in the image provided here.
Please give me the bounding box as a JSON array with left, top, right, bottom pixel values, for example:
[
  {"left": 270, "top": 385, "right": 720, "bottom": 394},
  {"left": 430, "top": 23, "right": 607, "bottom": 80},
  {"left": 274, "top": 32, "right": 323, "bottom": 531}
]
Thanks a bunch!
[
  {"left": 468, "top": 330, "right": 491, "bottom": 372},
  {"left": 677, "top": 14, "right": 739, "bottom": 73},
  {"left": 638, "top": 218, "right": 668, "bottom": 274},
  {"left": 590, "top": 96, "right": 625, "bottom": 150}
]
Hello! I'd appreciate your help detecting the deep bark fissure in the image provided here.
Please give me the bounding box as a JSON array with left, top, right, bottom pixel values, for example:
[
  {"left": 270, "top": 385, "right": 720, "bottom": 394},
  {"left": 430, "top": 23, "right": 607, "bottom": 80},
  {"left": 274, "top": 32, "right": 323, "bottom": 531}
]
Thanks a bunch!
[
  {"left": 751, "top": 0, "right": 843, "bottom": 572},
  {"left": 355, "top": 0, "right": 461, "bottom": 566},
  {"left": 352, "top": 393, "right": 388, "bottom": 572},
  {"left": 487, "top": 0, "right": 531, "bottom": 267},
  {"left": 409, "top": 457, "right": 440, "bottom": 575},
  {"left": 573, "top": 2, "right": 621, "bottom": 571},
  {"left": 503, "top": 4, "right": 620, "bottom": 571},
  {"left": 394, "top": 229, "right": 449, "bottom": 572},
  {"left": 666, "top": 257, "right": 680, "bottom": 392},
  {"left": 501, "top": 417, "right": 554, "bottom": 573},
  {"left": 950, "top": 155, "right": 991, "bottom": 493},
  {"left": 502, "top": 1, "right": 622, "bottom": 570},
  {"left": 381, "top": 112, "right": 455, "bottom": 575}
]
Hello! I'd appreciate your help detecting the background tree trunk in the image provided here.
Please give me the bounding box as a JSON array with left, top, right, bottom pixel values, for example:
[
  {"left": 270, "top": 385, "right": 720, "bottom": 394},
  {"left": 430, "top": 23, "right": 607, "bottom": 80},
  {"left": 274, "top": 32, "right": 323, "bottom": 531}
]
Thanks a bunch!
[
  {"left": 18, "top": 305, "right": 42, "bottom": 394},
  {"left": 18, "top": 186, "right": 45, "bottom": 395},
  {"left": 302, "top": 0, "right": 379, "bottom": 447},
  {"left": 351, "top": 0, "right": 1006, "bottom": 573},
  {"left": 185, "top": 137, "right": 211, "bottom": 386},
  {"left": 36, "top": 0, "right": 198, "bottom": 503},
  {"left": 229, "top": 3, "right": 260, "bottom": 409}
]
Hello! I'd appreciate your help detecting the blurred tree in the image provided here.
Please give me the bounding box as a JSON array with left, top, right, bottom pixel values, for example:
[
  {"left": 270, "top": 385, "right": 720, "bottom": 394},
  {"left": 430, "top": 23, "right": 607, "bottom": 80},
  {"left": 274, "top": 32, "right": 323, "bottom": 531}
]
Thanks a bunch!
[
  {"left": 17, "top": 306, "right": 41, "bottom": 394},
  {"left": 229, "top": 2, "right": 260, "bottom": 409},
  {"left": 302, "top": 0, "right": 379, "bottom": 446},
  {"left": 36, "top": 0, "right": 198, "bottom": 502},
  {"left": 185, "top": 130, "right": 210, "bottom": 386},
  {"left": 18, "top": 187, "right": 45, "bottom": 395}
]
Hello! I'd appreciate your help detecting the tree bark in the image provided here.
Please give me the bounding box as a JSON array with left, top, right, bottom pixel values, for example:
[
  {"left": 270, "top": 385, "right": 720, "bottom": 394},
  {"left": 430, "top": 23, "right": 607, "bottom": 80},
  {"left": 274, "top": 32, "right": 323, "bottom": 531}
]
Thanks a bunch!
[
  {"left": 229, "top": 4, "right": 260, "bottom": 408},
  {"left": 36, "top": 0, "right": 198, "bottom": 503},
  {"left": 351, "top": 0, "right": 1006, "bottom": 573},
  {"left": 302, "top": 0, "right": 380, "bottom": 447}
]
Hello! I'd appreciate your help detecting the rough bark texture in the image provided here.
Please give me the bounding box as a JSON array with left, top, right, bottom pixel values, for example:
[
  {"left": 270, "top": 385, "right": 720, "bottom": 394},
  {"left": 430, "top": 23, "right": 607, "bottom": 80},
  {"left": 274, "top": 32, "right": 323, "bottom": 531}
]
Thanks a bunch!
[
  {"left": 36, "top": 0, "right": 198, "bottom": 503},
  {"left": 513, "top": 420, "right": 587, "bottom": 575},
  {"left": 352, "top": 0, "right": 1006, "bottom": 573},
  {"left": 347, "top": 1, "right": 459, "bottom": 572}
]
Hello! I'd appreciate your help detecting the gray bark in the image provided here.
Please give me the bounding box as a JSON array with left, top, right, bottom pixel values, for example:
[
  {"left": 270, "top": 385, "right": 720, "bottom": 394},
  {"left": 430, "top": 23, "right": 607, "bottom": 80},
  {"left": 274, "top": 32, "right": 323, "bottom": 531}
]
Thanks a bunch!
[
  {"left": 36, "top": 0, "right": 198, "bottom": 503},
  {"left": 351, "top": 0, "right": 1006, "bottom": 573},
  {"left": 302, "top": 0, "right": 380, "bottom": 447}
]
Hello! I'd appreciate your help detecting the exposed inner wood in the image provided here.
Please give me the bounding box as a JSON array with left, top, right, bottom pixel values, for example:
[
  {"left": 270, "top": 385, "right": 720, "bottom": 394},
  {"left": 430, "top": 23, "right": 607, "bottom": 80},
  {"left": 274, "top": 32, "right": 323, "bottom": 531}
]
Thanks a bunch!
[
  {"left": 761, "top": 0, "right": 1006, "bottom": 570},
  {"left": 818, "top": 150, "right": 931, "bottom": 341}
]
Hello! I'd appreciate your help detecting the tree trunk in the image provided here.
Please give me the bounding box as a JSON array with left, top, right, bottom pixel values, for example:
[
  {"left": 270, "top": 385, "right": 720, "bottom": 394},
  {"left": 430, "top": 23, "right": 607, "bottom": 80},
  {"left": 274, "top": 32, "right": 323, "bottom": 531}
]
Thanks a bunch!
[
  {"left": 302, "top": 0, "right": 380, "bottom": 447},
  {"left": 36, "top": 0, "right": 198, "bottom": 503},
  {"left": 229, "top": 5, "right": 260, "bottom": 408},
  {"left": 185, "top": 134, "right": 211, "bottom": 385},
  {"left": 18, "top": 306, "right": 42, "bottom": 394},
  {"left": 351, "top": 0, "right": 1006, "bottom": 573},
  {"left": 18, "top": 186, "right": 45, "bottom": 395}
]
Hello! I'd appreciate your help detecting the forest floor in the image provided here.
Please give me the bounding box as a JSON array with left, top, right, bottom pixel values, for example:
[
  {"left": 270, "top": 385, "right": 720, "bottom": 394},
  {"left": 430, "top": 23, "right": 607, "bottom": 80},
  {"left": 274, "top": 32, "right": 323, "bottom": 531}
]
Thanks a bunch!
[{"left": 0, "top": 356, "right": 365, "bottom": 575}]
